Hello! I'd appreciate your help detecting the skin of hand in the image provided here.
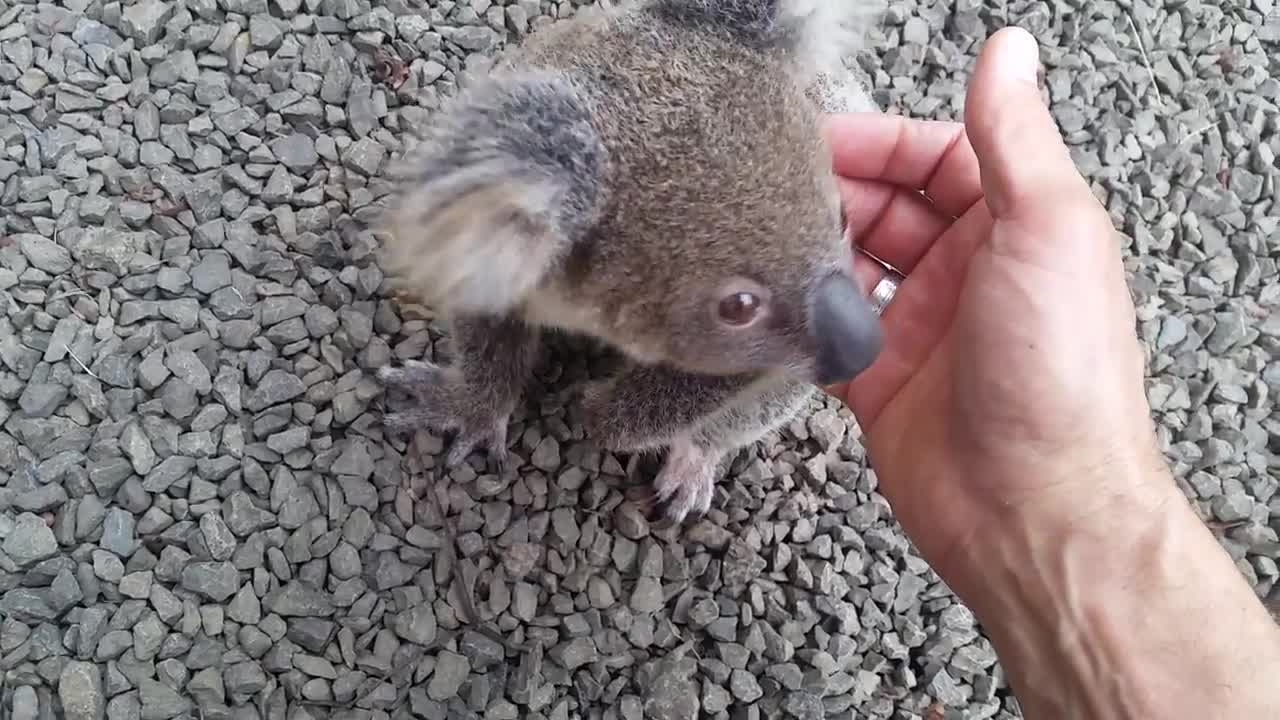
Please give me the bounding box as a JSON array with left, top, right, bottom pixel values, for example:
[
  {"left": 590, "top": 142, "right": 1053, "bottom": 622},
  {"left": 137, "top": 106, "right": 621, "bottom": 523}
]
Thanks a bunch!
[
  {"left": 828, "top": 25, "right": 1163, "bottom": 581},
  {"left": 826, "top": 26, "right": 1280, "bottom": 717}
]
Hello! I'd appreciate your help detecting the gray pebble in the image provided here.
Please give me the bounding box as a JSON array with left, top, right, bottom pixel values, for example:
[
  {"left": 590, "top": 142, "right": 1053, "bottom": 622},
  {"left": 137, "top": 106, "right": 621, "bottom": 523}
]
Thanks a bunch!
[
  {"left": 729, "top": 669, "right": 762, "bottom": 703},
  {"left": 246, "top": 370, "right": 306, "bottom": 411},
  {"left": 550, "top": 636, "right": 598, "bottom": 670},
  {"left": 138, "top": 678, "right": 191, "bottom": 719},
  {"left": 1212, "top": 492, "right": 1255, "bottom": 523},
  {"left": 99, "top": 509, "right": 136, "bottom": 558},
  {"left": 264, "top": 581, "right": 334, "bottom": 616},
  {"left": 341, "top": 137, "right": 387, "bottom": 175},
  {"left": 58, "top": 661, "right": 105, "bottom": 720},
  {"left": 180, "top": 562, "right": 239, "bottom": 602},
  {"left": 117, "top": 571, "right": 152, "bottom": 599},
  {"left": 629, "top": 576, "right": 665, "bottom": 613},
  {"left": 3, "top": 513, "right": 58, "bottom": 566},
  {"left": 272, "top": 133, "right": 318, "bottom": 172},
  {"left": 927, "top": 669, "right": 968, "bottom": 706},
  {"left": 11, "top": 687, "right": 37, "bottom": 720},
  {"left": 200, "top": 513, "right": 238, "bottom": 561},
  {"left": 427, "top": 651, "right": 470, "bottom": 700},
  {"left": 19, "top": 383, "right": 68, "bottom": 418},
  {"left": 17, "top": 234, "right": 72, "bottom": 274},
  {"left": 92, "top": 550, "right": 124, "bottom": 583}
]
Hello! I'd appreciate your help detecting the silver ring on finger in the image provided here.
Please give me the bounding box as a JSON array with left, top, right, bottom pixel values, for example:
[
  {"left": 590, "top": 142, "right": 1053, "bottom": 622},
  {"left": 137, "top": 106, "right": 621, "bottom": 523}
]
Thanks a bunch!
[
  {"left": 868, "top": 274, "right": 899, "bottom": 315},
  {"left": 855, "top": 247, "right": 906, "bottom": 316}
]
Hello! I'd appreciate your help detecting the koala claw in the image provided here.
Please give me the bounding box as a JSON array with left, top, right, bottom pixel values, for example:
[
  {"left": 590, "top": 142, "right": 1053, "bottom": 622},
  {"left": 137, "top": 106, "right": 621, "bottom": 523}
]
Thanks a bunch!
[
  {"left": 377, "top": 360, "right": 441, "bottom": 399},
  {"left": 443, "top": 421, "right": 510, "bottom": 472},
  {"left": 379, "top": 407, "right": 439, "bottom": 435},
  {"left": 377, "top": 361, "right": 458, "bottom": 433},
  {"left": 377, "top": 362, "right": 512, "bottom": 471},
  {"left": 648, "top": 439, "right": 718, "bottom": 524}
]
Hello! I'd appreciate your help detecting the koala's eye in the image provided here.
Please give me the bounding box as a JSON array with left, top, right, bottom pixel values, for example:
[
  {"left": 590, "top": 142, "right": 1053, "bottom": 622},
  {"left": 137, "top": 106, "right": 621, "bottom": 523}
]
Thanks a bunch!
[
  {"left": 712, "top": 277, "right": 770, "bottom": 329},
  {"left": 718, "top": 292, "right": 761, "bottom": 326}
]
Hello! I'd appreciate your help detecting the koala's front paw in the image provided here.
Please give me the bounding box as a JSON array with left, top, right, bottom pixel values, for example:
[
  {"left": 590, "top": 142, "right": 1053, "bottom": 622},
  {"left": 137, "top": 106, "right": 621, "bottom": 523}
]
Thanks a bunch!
[
  {"left": 378, "top": 361, "right": 511, "bottom": 471},
  {"left": 647, "top": 439, "right": 719, "bottom": 524}
]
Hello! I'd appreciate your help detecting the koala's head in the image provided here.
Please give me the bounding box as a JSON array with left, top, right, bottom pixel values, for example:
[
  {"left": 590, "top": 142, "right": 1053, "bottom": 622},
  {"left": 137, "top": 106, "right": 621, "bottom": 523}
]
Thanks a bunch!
[{"left": 381, "top": 0, "right": 887, "bottom": 385}]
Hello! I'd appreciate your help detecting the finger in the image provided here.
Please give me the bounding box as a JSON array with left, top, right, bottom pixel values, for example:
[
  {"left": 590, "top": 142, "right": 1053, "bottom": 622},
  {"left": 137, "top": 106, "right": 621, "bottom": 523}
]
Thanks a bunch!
[
  {"left": 840, "top": 177, "right": 951, "bottom": 274},
  {"left": 823, "top": 112, "right": 984, "bottom": 219},
  {"left": 964, "top": 27, "right": 1097, "bottom": 220},
  {"left": 851, "top": 248, "right": 888, "bottom": 303},
  {"left": 837, "top": 202, "right": 997, "bottom": 424}
]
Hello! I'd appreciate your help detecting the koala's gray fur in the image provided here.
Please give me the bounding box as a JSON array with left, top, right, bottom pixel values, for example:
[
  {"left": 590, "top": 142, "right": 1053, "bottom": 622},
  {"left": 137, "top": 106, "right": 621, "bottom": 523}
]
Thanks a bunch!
[{"left": 378, "top": 0, "right": 888, "bottom": 522}]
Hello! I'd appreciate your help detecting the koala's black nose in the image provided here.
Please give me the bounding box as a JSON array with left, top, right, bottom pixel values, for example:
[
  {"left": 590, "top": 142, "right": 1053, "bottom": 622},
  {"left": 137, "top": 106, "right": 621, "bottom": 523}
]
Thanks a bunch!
[{"left": 810, "top": 271, "right": 883, "bottom": 385}]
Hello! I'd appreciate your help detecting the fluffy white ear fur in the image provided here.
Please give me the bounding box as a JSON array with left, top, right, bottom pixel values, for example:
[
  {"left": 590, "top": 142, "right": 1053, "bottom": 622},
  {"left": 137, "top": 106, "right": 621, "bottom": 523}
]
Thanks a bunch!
[
  {"left": 379, "top": 165, "right": 567, "bottom": 316},
  {"left": 781, "top": 0, "right": 888, "bottom": 71},
  {"left": 811, "top": 66, "right": 881, "bottom": 113},
  {"left": 376, "top": 67, "right": 607, "bottom": 318},
  {"left": 780, "top": 0, "right": 886, "bottom": 113}
]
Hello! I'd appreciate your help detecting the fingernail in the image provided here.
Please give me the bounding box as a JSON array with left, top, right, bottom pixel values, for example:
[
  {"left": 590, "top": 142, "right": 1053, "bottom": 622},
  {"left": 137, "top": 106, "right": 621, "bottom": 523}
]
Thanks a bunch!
[{"left": 996, "top": 27, "right": 1041, "bottom": 85}]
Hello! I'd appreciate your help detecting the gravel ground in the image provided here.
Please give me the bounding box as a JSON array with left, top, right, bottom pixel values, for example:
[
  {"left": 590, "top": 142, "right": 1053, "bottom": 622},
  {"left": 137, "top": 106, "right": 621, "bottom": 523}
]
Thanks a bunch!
[{"left": 0, "top": 0, "right": 1277, "bottom": 719}]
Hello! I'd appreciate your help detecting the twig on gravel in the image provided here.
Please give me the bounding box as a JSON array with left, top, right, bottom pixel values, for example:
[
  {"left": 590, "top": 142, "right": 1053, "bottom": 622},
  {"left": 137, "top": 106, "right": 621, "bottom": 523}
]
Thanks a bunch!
[
  {"left": 406, "top": 432, "right": 514, "bottom": 652},
  {"left": 65, "top": 344, "right": 98, "bottom": 379},
  {"left": 1180, "top": 122, "right": 1217, "bottom": 145},
  {"left": 49, "top": 289, "right": 91, "bottom": 301},
  {"left": 1125, "top": 12, "right": 1164, "bottom": 109}
]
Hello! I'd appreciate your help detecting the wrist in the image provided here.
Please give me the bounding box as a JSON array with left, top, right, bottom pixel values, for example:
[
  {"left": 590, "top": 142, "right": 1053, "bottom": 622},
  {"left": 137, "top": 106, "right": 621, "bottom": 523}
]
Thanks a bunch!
[{"left": 955, "top": 462, "right": 1280, "bottom": 718}]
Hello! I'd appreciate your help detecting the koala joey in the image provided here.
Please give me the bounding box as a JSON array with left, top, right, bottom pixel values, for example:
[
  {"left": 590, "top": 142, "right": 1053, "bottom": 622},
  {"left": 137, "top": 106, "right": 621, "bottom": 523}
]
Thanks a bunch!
[{"left": 377, "top": 0, "right": 889, "bottom": 523}]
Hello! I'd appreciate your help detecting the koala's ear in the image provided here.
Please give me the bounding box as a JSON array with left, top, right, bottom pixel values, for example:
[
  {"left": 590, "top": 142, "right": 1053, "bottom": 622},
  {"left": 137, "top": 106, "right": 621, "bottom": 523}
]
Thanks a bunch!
[
  {"left": 379, "top": 72, "right": 608, "bottom": 315},
  {"left": 653, "top": 0, "right": 886, "bottom": 68},
  {"left": 781, "top": 0, "right": 887, "bottom": 73}
]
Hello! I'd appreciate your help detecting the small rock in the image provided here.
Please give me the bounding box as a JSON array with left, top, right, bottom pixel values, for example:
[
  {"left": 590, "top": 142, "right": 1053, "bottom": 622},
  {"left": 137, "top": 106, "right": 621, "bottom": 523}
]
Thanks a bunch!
[
  {"left": 180, "top": 562, "right": 240, "bottom": 602},
  {"left": 1212, "top": 492, "right": 1254, "bottom": 523},
  {"left": 11, "top": 687, "right": 37, "bottom": 720},
  {"left": 630, "top": 577, "right": 664, "bottom": 613},
  {"left": 272, "top": 133, "right": 318, "bottom": 172},
  {"left": 3, "top": 513, "right": 58, "bottom": 566},
  {"left": 393, "top": 604, "right": 438, "bottom": 645},
  {"left": 729, "top": 669, "right": 762, "bottom": 703},
  {"left": 59, "top": 661, "right": 105, "bottom": 720},
  {"left": 99, "top": 509, "right": 136, "bottom": 557},
  {"left": 139, "top": 678, "right": 192, "bottom": 720},
  {"left": 427, "top": 651, "right": 470, "bottom": 700},
  {"left": 17, "top": 235, "right": 72, "bottom": 274},
  {"left": 341, "top": 137, "right": 387, "bottom": 175},
  {"left": 200, "top": 513, "right": 238, "bottom": 561}
]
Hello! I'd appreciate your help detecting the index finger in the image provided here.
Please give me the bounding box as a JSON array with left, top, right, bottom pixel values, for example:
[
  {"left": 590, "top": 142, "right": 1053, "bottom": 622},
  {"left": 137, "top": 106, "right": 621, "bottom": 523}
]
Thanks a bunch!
[{"left": 822, "top": 112, "right": 983, "bottom": 219}]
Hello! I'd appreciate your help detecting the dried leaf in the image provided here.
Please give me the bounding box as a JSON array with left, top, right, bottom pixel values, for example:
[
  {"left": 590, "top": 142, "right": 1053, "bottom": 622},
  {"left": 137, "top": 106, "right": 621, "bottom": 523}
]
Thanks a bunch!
[{"left": 373, "top": 46, "right": 410, "bottom": 89}]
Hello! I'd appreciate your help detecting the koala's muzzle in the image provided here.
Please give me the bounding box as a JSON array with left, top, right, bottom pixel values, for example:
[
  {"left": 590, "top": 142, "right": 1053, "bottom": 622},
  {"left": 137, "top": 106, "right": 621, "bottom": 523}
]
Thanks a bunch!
[{"left": 809, "top": 271, "right": 883, "bottom": 385}]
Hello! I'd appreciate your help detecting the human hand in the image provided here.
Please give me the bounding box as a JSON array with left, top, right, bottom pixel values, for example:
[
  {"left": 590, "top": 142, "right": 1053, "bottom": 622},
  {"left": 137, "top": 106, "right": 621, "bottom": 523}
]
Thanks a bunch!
[
  {"left": 827, "top": 27, "right": 1173, "bottom": 590},
  {"left": 825, "top": 27, "right": 1280, "bottom": 717}
]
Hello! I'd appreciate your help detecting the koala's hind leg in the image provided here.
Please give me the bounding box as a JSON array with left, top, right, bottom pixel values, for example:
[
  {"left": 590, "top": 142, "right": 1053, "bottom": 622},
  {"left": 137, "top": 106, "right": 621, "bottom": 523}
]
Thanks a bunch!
[
  {"left": 379, "top": 314, "right": 540, "bottom": 471},
  {"left": 580, "top": 367, "right": 814, "bottom": 522}
]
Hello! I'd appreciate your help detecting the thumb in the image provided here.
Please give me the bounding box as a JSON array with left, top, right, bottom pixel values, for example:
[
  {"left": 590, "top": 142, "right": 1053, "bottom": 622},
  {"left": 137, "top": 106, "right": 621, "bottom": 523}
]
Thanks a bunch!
[{"left": 964, "top": 27, "right": 1095, "bottom": 220}]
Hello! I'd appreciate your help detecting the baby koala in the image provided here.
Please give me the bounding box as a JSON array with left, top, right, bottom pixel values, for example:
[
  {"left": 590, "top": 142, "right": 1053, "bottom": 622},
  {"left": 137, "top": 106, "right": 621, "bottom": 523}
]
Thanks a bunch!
[{"left": 377, "top": 0, "right": 888, "bottom": 523}]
